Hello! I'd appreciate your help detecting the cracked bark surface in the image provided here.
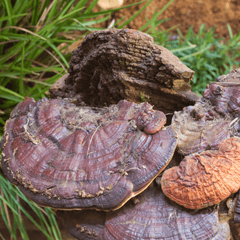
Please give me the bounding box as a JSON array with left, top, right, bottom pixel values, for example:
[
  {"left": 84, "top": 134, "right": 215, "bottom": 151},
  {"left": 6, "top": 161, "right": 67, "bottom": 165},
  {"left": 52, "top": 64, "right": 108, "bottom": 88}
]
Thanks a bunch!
[{"left": 50, "top": 28, "right": 200, "bottom": 113}]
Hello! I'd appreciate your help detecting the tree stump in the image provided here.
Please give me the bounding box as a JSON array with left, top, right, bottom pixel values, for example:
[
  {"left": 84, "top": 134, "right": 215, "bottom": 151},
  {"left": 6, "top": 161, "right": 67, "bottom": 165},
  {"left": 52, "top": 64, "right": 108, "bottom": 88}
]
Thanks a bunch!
[{"left": 50, "top": 28, "right": 200, "bottom": 113}]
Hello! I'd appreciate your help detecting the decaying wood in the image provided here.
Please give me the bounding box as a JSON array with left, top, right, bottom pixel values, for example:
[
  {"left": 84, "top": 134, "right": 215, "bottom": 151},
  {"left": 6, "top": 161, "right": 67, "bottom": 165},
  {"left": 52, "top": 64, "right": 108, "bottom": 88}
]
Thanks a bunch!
[{"left": 50, "top": 28, "right": 200, "bottom": 112}]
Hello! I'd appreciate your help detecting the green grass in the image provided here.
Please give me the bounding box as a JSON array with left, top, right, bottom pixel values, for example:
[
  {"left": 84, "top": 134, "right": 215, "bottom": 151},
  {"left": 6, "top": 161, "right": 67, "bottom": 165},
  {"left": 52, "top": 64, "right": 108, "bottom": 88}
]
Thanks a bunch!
[
  {"left": 0, "top": 0, "right": 240, "bottom": 238},
  {"left": 0, "top": 174, "right": 62, "bottom": 240},
  {"left": 150, "top": 24, "right": 240, "bottom": 95}
]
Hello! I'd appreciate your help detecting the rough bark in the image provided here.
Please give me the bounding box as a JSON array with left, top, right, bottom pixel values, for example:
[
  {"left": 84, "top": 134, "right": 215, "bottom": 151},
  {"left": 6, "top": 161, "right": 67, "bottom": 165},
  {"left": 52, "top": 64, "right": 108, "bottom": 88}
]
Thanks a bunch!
[{"left": 50, "top": 28, "right": 200, "bottom": 113}]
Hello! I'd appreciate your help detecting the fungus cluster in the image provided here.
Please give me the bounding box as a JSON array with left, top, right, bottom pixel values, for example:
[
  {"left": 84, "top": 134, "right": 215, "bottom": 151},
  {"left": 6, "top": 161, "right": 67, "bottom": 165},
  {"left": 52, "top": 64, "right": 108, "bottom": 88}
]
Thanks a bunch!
[{"left": 1, "top": 29, "right": 240, "bottom": 239}]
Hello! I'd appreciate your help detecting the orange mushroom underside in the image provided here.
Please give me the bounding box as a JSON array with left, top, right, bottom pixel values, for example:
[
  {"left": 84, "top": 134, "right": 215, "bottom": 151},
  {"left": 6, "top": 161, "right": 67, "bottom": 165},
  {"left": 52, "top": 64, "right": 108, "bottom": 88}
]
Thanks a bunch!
[{"left": 161, "top": 137, "right": 240, "bottom": 209}]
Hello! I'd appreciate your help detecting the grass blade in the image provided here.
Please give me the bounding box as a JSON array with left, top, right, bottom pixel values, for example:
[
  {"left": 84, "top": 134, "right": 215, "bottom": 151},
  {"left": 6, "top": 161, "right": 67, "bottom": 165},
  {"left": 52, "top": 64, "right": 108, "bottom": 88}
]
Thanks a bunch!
[
  {"left": 3, "top": 0, "right": 13, "bottom": 26},
  {"left": 0, "top": 13, "right": 29, "bottom": 22},
  {"left": 118, "top": 0, "right": 153, "bottom": 29},
  {"left": 139, "top": 0, "right": 174, "bottom": 31},
  {"left": 0, "top": 86, "right": 25, "bottom": 102}
]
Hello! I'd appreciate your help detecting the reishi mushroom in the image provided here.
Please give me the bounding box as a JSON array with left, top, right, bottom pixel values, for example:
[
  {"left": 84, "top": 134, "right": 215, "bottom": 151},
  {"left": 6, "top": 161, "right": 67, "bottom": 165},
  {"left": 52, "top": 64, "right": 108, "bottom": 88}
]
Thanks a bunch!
[
  {"left": 1, "top": 98, "right": 176, "bottom": 211},
  {"left": 57, "top": 210, "right": 106, "bottom": 239},
  {"left": 57, "top": 184, "right": 230, "bottom": 239},
  {"left": 171, "top": 106, "right": 231, "bottom": 155},
  {"left": 161, "top": 137, "right": 240, "bottom": 210},
  {"left": 171, "top": 68, "right": 240, "bottom": 156}
]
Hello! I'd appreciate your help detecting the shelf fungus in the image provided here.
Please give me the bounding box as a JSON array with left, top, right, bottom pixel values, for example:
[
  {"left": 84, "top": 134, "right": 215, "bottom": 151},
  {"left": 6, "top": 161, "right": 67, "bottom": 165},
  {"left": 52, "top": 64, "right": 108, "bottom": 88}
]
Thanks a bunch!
[
  {"left": 172, "top": 68, "right": 240, "bottom": 155},
  {"left": 203, "top": 68, "right": 240, "bottom": 118},
  {"left": 171, "top": 105, "right": 231, "bottom": 155},
  {"left": 49, "top": 28, "right": 199, "bottom": 113},
  {"left": 161, "top": 137, "right": 240, "bottom": 210},
  {"left": 1, "top": 98, "right": 176, "bottom": 211},
  {"left": 57, "top": 184, "right": 230, "bottom": 240},
  {"left": 57, "top": 210, "right": 106, "bottom": 239}
]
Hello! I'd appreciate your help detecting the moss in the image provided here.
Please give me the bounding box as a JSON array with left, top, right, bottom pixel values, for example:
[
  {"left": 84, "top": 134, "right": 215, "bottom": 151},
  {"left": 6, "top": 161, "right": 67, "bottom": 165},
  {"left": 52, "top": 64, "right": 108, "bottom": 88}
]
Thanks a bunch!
[{"left": 140, "top": 92, "right": 150, "bottom": 102}]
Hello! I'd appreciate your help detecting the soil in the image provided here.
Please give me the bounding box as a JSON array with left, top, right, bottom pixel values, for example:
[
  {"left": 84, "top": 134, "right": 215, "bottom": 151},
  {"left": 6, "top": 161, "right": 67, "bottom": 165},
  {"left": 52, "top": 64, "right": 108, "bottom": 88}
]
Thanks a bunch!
[
  {"left": 111, "top": 0, "right": 240, "bottom": 38},
  {"left": 61, "top": 0, "right": 240, "bottom": 54}
]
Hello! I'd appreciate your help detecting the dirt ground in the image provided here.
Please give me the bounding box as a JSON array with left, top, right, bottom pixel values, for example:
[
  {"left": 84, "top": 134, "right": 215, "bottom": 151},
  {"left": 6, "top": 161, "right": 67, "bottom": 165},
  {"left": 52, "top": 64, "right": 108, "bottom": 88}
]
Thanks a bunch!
[
  {"left": 113, "top": 0, "right": 240, "bottom": 38},
  {"left": 63, "top": 0, "right": 240, "bottom": 54}
]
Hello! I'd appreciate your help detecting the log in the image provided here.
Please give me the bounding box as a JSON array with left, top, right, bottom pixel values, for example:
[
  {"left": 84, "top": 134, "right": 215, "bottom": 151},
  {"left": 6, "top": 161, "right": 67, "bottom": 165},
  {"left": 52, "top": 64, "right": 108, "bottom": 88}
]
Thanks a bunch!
[{"left": 50, "top": 28, "right": 200, "bottom": 113}]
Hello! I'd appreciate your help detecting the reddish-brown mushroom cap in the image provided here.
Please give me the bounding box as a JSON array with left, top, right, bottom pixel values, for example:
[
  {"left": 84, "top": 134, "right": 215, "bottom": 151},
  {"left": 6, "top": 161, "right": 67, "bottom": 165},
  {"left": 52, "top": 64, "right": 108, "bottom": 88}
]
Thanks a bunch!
[
  {"left": 161, "top": 137, "right": 240, "bottom": 209},
  {"left": 57, "top": 184, "right": 230, "bottom": 240},
  {"left": 1, "top": 98, "right": 176, "bottom": 211},
  {"left": 203, "top": 68, "right": 240, "bottom": 118}
]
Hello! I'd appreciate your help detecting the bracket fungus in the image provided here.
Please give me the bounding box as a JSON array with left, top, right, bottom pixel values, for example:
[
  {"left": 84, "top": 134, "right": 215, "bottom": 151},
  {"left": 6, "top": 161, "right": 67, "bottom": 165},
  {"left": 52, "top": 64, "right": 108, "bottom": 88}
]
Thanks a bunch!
[
  {"left": 49, "top": 28, "right": 199, "bottom": 113},
  {"left": 1, "top": 98, "right": 176, "bottom": 211},
  {"left": 161, "top": 137, "right": 240, "bottom": 210},
  {"left": 171, "top": 105, "right": 231, "bottom": 155},
  {"left": 203, "top": 68, "right": 240, "bottom": 118},
  {"left": 171, "top": 68, "right": 240, "bottom": 155},
  {"left": 57, "top": 210, "right": 106, "bottom": 239},
  {"left": 57, "top": 184, "right": 230, "bottom": 240}
]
